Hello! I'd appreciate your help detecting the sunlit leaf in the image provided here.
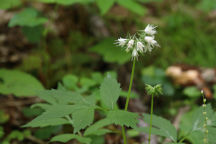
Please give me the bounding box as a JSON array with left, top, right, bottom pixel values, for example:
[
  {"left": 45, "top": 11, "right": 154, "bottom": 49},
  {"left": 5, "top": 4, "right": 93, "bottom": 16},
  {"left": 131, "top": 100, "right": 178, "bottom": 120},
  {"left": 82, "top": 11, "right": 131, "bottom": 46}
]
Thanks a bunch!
[
  {"left": 0, "top": 69, "right": 44, "bottom": 97},
  {"left": 9, "top": 8, "right": 47, "bottom": 27}
]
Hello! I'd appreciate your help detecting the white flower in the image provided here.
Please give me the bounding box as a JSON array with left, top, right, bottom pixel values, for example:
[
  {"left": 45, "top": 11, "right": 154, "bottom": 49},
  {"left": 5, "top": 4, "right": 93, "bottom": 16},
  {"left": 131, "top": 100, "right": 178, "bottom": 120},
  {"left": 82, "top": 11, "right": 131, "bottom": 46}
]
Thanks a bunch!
[
  {"left": 132, "top": 49, "right": 138, "bottom": 59},
  {"left": 144, "top": 24, "right": 157, "bottom": 35},
  {"left": 116, "top": 37, "right": 127, "bottom": 47},
  {"left": 145, "top": 36, "right": 159, "bottom": 52},
  {"left": 127, "top": 39, "right": 134, "bottom": 49},
  {"left": 136, "top": 41, "right": 145, "bottom": 52},
  {"left": 145, "top": 36, "right": 158, "bottom": 46}
]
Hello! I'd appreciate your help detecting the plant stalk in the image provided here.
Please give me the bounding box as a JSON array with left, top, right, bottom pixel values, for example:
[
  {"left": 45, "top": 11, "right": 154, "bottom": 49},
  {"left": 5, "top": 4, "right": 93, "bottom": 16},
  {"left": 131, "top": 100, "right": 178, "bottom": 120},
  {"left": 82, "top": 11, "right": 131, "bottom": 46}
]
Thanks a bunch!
[
  {"left": 125, "top": 59, "right": 136, "bottom": 111},
  {"left": 122, "top": 126, "right": 127, "bottom": 144},
  {"left": 122, "top": 59, "right": 136, "bottom": 144},
  {"left": 148, "top": 93, "right": 154, "bottom": 144}
]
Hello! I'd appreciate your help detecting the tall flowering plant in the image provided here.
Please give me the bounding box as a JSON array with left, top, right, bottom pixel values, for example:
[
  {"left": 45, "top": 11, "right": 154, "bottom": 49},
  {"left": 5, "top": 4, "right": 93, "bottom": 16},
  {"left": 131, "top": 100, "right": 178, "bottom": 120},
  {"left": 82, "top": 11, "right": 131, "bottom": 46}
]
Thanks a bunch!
[{"left": 115, "top": 24, "right": 160, "bottom": 144}]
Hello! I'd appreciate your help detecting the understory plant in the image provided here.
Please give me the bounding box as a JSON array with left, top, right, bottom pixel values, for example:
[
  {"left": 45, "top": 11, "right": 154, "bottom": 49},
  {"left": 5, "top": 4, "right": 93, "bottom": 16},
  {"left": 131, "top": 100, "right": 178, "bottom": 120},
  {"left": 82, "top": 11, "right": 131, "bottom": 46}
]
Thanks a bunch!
[{"left": 24, "top": 25, "right": 216, "bottom": 144}]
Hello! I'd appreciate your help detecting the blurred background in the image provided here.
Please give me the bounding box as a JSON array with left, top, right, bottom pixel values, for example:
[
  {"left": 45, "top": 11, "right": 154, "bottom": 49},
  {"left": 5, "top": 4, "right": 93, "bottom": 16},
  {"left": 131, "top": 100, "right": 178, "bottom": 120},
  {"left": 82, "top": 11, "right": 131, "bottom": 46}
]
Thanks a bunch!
[{"left": 0, "top": 0, "right": 216, "bottom": 143}]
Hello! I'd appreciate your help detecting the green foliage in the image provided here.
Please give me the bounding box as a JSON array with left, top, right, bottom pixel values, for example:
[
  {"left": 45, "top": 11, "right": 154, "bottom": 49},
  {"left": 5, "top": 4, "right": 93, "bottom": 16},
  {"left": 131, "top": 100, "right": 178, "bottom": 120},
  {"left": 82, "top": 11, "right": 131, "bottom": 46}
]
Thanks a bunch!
[
  {"left": 34, "top": 126, "right": 61, "bottom": 140},
  {"left": 62, "top": 74, "right": 79, "bottom": 90},
  {"left": 9, "top": 8, "right": 47, "bottom": 27},
  {"left": 72, "top": 107, "right": 95, "bottom": 133},
  {"left": 0, "top": 127, "right": 4, "bottom": 139},
  {"left": 51, "top": 134, "right": 91, "bottom": 144},
  {"left": 96, "top": 0, "right": 115, "bottom": 15},
  {"left": 183, "top": 87, "right": 201, "bottom": 98},
  {"left": 90, "top": 38, "right": 131, "bottom": 64},
  {"left": 179, "top": 104, "right": 216, "bottom": 144},
  {"left": 107, "top": 110, "right": 138, "bottom": 127},
  {"left": 0, "top": 0, "right": 21, "bottom": 10},
  {"left": 2, "top": 130, "right": 31, "bottom": 144},
  {"left": 85, "top": 110, "right": 138, "bottom": 136},
  {"left": 213, "top": 85, "right": 216, "bottom": 99},
  {"left": 21, "top": 25, "right": 44, "bottom": 43},
  {"left": 22, "top": 107, "right": 43, "bottom": 118},
  {"left": 0, "top": 69, "right": 44, "bottom": 97},
  {"left": 24, "top": 104, "right": 93, "bottom": 128},
  {"left": 36, "top": 89, "right": 84, "bottom": 104},
  {"left": 137, "top": 113, "right": 177, "bottom": 142},
  {"left": 100, "top": 76, "right": 121, "bottom": 109},
  {"left": 141, "top": 66, "right": 175, "bottom": 96},
  {"left": 157, "top": 11, "right": 216, "bottom": 68},
  {"left": 117, "top": 0, "right": 146, "bottom": 16},
  {"left": 145, "top": 84, "right": 163, "bottom": 96},
  {"left": 197, "top": 0, "right": 216, "bottom": 12}
]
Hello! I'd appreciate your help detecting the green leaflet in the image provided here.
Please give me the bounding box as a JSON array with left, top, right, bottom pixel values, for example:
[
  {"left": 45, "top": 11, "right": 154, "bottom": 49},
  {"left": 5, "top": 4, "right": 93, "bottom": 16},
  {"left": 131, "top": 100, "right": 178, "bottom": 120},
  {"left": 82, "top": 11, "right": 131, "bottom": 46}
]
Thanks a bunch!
[
  {"left": 9, "top": 8, "right": 47, "bottom": 27},
  {"left": 84, "top": 110, "right": 138, "bottom": 136},
  {"left": 36, "top": 89, "right": 84, "bottom": 105},
  {"left": 31, "top": 103, "right": 52, "bottom": 110},
  {"left": 117, "top": 0, "right": 146, "bottom": 16},
  {"left": 62, "top": 74, "right": 79, "bottom": 90},
  {"left": 0, "top": 69, "right": 44, "bottom": 97},
  {"left": 84, "top": 119, "right": 112, "bottom": 136},
  {"left": 24, "top": 105, "right": 93, "bottom": 128},
  {"left": 107, "top": 110, "right": 139, "bottom": 127},
  {"left": 51, "top": 134, "right": 91, "bottom": 144},
  {"left": 86, "top": 129, "right": 112, "bottom": 136},
  {"left": 72, "top": 107, "right": 95, "bottom": 133},
  {"left": 100, "top": 76, "right": 121, "bottom": 109},
  {"left": 137, "top": 113, "right": 177, "bottom": 142},
  {"left": 90, "top": 38, "right": 131, "bottom": 64},
  {"left": 96, "top": 0, "right": 115, "bottom": 15},
  {"left": 183, "top": 86, "right": 201, "bottom": 98}
]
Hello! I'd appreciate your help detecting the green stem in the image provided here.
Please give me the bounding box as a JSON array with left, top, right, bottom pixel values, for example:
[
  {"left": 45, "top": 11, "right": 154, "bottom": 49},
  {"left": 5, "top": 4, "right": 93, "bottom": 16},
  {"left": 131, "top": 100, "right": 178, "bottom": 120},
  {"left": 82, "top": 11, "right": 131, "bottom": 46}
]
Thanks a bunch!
[
  {"left": 122, "top": 126, "right": 127, "bottom": 144},
  {"left": 179, "top": 131, "right": 191, "bottom": 143},
  {"left": 148, "top": 94, "right": 154, "bottom": 144},
  {"left": 125, "top": 59, "right": 136, "bottom": 111},
  {"left": 121, "top": 59, "right": 136, "bottom": 144}
]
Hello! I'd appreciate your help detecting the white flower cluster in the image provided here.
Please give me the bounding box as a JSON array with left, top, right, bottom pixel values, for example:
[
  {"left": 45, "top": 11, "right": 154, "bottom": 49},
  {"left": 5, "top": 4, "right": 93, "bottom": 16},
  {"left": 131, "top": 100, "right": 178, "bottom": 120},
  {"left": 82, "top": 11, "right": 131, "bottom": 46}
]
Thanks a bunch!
[{"left": 116, "top": 24, "right": 159, "bottom": 59}]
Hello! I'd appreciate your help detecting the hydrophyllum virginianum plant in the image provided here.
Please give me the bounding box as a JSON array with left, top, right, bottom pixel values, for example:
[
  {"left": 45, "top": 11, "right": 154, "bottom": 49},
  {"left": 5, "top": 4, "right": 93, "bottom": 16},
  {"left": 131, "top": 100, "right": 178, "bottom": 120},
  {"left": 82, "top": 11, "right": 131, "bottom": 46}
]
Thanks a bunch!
[
  {"left": 115, "top": 24, "right": 161, "bottom": 144},
  {"left": 23, "top": 24, "right": 162, "bottom": 144},
  {"left": 24, "top": 25, "right": 216, "bottom": 144}
]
